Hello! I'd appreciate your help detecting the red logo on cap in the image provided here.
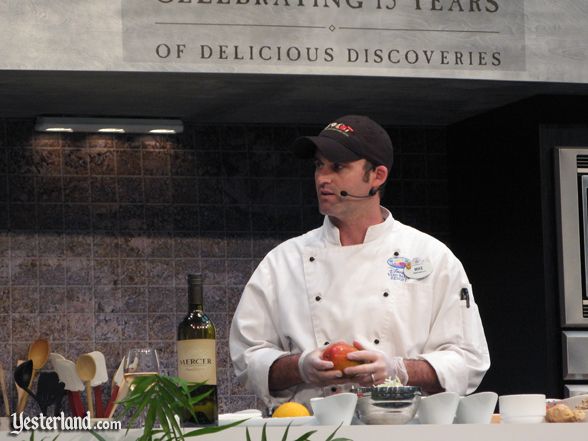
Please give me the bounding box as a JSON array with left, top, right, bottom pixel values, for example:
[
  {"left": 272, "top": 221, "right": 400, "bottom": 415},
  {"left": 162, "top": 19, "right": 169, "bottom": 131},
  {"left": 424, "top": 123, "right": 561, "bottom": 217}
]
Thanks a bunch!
[{"left": 324, "top": 122, "right": 355, "bottom": 136}]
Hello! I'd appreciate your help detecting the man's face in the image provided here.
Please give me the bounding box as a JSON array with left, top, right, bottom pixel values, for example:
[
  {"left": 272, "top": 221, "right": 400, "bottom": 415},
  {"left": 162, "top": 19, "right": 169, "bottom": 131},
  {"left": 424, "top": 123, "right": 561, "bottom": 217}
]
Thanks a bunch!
[{"left": 314, "top": 152, "right": 373, "bottom": 217}]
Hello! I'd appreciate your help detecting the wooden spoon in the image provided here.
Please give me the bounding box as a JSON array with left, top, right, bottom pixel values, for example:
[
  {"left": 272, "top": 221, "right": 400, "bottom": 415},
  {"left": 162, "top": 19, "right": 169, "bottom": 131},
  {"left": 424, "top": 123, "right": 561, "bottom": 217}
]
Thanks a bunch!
[
  {"left": 29, "top": 339, "right": 50, "bottom": 372},
  {"left": 17, "top": 339, "right": 50, "bottom": 412},
  {"left": 75, "top": 354, "right": 96, "bottom": 418}
]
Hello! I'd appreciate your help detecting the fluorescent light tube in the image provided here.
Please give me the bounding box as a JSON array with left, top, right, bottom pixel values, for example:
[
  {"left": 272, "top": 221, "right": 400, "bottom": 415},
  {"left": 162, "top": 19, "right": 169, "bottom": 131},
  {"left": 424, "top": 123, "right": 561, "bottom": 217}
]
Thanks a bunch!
[{"left": 35, "top": 117, "right": 183, "bottom": 134}]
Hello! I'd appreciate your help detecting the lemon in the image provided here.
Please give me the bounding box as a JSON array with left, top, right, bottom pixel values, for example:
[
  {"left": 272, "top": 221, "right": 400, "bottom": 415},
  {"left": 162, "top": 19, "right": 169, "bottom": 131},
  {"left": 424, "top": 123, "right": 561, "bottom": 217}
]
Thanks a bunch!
[{"left": 272, "top": 402, "right": 310, "bottom": 418}]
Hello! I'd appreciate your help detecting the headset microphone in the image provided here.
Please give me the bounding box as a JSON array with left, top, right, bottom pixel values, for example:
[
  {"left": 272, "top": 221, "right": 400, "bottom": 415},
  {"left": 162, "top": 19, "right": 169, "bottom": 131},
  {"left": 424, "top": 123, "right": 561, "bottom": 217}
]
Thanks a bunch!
[{"left": 340, "top": 187, "right": 378, "bottom": 199}]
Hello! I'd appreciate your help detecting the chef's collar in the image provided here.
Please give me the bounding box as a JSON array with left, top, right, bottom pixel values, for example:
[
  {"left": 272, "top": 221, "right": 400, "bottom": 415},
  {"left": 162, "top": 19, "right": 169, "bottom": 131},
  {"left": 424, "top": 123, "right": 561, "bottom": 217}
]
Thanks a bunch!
[{"left": 323, "top": 207, "right": 394, "bottom": 245}]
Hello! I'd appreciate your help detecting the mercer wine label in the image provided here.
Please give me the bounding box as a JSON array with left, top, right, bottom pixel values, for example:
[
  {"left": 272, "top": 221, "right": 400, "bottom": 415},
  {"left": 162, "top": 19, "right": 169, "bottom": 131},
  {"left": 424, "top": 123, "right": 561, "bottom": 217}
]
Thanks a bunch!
[{"left": 177, "top": 339, "right": 217, "bottom": 385}]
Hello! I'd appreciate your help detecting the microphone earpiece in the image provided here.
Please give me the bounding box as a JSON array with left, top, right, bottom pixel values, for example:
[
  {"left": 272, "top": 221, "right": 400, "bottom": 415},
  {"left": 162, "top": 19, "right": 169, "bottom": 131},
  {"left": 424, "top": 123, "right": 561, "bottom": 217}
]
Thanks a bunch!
[{"left": 368, "top": 187, "right": 377, "bottom": 196}]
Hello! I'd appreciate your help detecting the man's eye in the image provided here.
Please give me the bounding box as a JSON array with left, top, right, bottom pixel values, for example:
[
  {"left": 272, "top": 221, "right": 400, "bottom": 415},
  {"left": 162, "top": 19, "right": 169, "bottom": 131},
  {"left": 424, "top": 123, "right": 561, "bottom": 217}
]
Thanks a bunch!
[
  {"left": 314, "top": 160, "right": 323, "bottom": 169},
  {"left": 333, "top": 163, "right": 344, "bottom": 171}
]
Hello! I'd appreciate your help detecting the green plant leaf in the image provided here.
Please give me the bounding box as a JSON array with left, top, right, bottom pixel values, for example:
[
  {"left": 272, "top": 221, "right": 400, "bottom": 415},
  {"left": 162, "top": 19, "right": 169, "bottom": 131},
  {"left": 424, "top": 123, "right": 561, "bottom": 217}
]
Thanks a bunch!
[
  {"left": 148, "top": 429, "right": 167, "bottom": 441},
  {"left": 126, "top": 393, "right": 152, "bottom": 430},
  {"left": 112, "top": 374, "right": 247, "bottom": 441},
  {"left": 160, "top": 376, "right": 194, "bottom": 405},
  {"left": 88, "top": 431, "right": 107, "bottom": 441},
  {"left": 156, "top": 406, "right": 172, "bottom": 438},
  {"left": 280, "top": 421, "right": 293, "bottom": 441},
  {"left": 292, "top": 430, "right": 318, "bottom": 441},
  {"left": 157, "top": 376, "right": 199, "bottom": 421},
  {"left": 139, "top": 405, "right": 157, "bottom": 441},
  {"left": 187, "top": 388, "right": 214, "bottom": 406},
  {"left": 159, "top": 403, "right": 184, "bottom": 441},
  {"left": 246, "top": 427, "right": 252, "bottom": 441},
  {"left": 323, "top": 422, "right": 344, "bottom": 441},
  {"left": 261, "top": 423, "right": 267, "bottom": 441}
]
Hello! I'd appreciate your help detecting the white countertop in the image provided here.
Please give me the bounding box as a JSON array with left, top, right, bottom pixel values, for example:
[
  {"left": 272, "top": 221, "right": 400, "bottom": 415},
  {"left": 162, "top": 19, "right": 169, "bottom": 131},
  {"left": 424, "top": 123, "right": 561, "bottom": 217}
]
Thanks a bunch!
[{"left": 1, "top": 423, "right": 587, "bottom": 441}]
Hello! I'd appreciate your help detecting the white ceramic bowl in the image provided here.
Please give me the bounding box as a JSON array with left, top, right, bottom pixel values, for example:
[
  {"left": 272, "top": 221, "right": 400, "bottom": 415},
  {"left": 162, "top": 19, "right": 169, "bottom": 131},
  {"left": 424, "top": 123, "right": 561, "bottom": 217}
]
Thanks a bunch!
[
  {"left": 310, "top": 393, "right": 357, "bottom": 426},
  {"left": 499, "top": 394, "right": 546, "bottom": 423},
  {"left": 418, "top": 392, "right": 460, "bottom": 424},
  {"left": 455, "top": 392, "right": 498, "bottom": 424}
]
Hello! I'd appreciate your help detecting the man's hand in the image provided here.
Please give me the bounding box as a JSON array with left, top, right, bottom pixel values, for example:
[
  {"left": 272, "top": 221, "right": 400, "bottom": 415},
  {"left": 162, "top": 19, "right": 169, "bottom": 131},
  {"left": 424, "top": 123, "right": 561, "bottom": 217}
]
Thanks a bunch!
[
  {"left": 298, "top": 345, "right": 351, "bottom": 387},
  {"left": 343, "top": 341, "right": 408, "bottom": 387}
]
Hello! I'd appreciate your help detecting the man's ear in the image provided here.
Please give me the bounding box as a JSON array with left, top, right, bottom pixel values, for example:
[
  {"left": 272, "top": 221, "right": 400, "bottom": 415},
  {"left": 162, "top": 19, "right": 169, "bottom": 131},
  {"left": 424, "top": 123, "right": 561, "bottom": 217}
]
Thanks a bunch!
[{"left": 373, "top": 165, "right": 388, "bottom": 186}]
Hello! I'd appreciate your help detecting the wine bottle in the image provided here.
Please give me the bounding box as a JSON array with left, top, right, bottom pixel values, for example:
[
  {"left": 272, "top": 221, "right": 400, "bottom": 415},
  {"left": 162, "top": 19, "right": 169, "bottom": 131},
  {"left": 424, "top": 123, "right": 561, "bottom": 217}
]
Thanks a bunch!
[{"left": 177, "top": 273, "right": 218, "bottom": 426}]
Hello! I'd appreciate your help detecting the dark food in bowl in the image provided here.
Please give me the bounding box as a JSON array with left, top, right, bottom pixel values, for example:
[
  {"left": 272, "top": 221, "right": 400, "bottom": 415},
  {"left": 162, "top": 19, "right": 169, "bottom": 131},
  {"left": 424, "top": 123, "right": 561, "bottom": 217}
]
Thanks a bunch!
[{"left": 355, "top": 386, "right": 422, "bottom": 425}]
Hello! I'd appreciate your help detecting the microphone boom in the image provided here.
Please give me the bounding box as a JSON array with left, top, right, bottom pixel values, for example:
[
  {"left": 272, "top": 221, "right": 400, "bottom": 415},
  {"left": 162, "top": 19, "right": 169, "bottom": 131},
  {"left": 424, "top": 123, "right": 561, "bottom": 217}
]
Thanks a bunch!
[{"left": 340, "top": 188, "right": 376, "bottom": 199}]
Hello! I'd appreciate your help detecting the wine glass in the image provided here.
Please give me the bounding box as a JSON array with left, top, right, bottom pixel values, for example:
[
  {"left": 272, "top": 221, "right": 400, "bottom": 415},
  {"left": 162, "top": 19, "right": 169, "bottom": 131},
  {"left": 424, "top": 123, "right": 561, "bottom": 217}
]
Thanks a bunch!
[{"left": 123, "top": 348, "right": 160, "bottom": 389}]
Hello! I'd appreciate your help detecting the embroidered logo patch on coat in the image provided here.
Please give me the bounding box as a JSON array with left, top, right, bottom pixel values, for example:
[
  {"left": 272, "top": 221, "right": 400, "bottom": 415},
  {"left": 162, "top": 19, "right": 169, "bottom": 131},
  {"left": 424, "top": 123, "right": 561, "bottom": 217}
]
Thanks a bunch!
[{"left": 387, "top": 257, "right": 409, "bottom": 282}]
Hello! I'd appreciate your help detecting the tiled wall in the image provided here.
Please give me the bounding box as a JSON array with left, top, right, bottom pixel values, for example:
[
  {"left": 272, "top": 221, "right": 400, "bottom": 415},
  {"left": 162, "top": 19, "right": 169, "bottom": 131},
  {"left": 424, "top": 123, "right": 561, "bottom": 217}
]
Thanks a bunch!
[{"left": 0, "top": 119, "right": 448, "bottom": 415}]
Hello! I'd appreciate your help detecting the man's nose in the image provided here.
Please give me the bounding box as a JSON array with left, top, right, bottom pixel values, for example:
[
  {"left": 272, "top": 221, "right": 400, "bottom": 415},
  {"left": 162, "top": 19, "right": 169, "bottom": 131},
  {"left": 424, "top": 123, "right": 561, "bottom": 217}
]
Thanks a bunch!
[
  {"left": 315, "top": 166, "right": 333, "bottom": 179},
  {"left": 315, "top": 170, "right": 332, "bottom": 184}
]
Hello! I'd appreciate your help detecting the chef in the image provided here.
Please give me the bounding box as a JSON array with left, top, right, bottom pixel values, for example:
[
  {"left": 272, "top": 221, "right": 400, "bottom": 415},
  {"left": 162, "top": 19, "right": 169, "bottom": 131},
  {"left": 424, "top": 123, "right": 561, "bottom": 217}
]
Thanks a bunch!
[{"left": 229, "top": 115, "right": 490, "bottom": 409}]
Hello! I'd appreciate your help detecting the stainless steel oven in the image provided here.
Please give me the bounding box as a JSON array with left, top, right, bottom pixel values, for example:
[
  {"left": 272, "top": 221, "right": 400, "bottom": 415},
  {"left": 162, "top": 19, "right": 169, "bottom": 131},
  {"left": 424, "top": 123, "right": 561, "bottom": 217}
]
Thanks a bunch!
[
  {"left": 556, "top": 148, "right": 588, "bottom": 326},
  {"left": 555, "top": 148, "right": 588, "bottom": 396}
]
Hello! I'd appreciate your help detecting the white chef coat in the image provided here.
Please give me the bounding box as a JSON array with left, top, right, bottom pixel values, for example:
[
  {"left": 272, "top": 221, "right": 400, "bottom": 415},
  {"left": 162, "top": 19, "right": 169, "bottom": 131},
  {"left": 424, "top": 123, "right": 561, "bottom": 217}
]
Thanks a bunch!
[{"left": 229, "top": 208, "right": 490, "bottom": 408}]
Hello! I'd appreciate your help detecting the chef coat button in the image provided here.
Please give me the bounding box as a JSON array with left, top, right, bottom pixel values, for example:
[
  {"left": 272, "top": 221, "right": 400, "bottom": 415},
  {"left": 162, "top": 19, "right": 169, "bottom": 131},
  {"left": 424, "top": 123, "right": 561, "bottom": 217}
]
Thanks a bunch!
[
  {"left": 394, "top": 251, "right": 399, "bottom": 256},
  {"left": 383, "top": 292, "right": 389, "bottom": 297},
  {"left": 309, "top": 257, "right": 315, "bottom": 262},
  {"left": 331, "top": 386, "right": 337, "bottom": 393},
  {"left": 324, "top": 341, "right": 330, "bottom": 346},
  {"left": 315, "top": 295, "right": 321, "bottom": 302},
  {"left": 374, "top": 339, "right": 380, "bottom": 345}
]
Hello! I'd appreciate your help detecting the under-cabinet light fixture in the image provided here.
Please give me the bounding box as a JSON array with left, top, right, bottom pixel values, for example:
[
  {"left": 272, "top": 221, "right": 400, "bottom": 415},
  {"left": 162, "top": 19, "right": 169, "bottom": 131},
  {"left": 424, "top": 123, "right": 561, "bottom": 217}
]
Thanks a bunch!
[{"left": 35, "top": 117, "right": 183, "bottom": 134}]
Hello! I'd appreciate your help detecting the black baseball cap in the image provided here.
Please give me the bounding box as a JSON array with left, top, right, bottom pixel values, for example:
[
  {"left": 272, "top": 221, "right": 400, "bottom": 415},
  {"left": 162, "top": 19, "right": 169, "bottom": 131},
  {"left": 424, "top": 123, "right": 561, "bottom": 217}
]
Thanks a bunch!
[{"left": 291, "top": 115, "right": 393, "bottom": 170}]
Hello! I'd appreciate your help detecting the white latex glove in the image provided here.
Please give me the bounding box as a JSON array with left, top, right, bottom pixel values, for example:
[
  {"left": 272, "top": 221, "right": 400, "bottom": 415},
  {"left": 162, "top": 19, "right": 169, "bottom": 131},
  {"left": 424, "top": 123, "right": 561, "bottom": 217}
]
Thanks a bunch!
[
  {"left": 344, "top": 341, "right": 408, "bottom": 387},
  {"left": 298, "top": 347, "right": 348, "bottom": 387}
]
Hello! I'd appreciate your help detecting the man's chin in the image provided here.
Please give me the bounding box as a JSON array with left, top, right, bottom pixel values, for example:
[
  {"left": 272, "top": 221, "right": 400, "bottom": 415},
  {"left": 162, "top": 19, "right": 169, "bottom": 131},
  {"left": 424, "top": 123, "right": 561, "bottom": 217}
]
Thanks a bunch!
[{"left": 317, "top": 203, "right": 337, "bottom": 217}]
